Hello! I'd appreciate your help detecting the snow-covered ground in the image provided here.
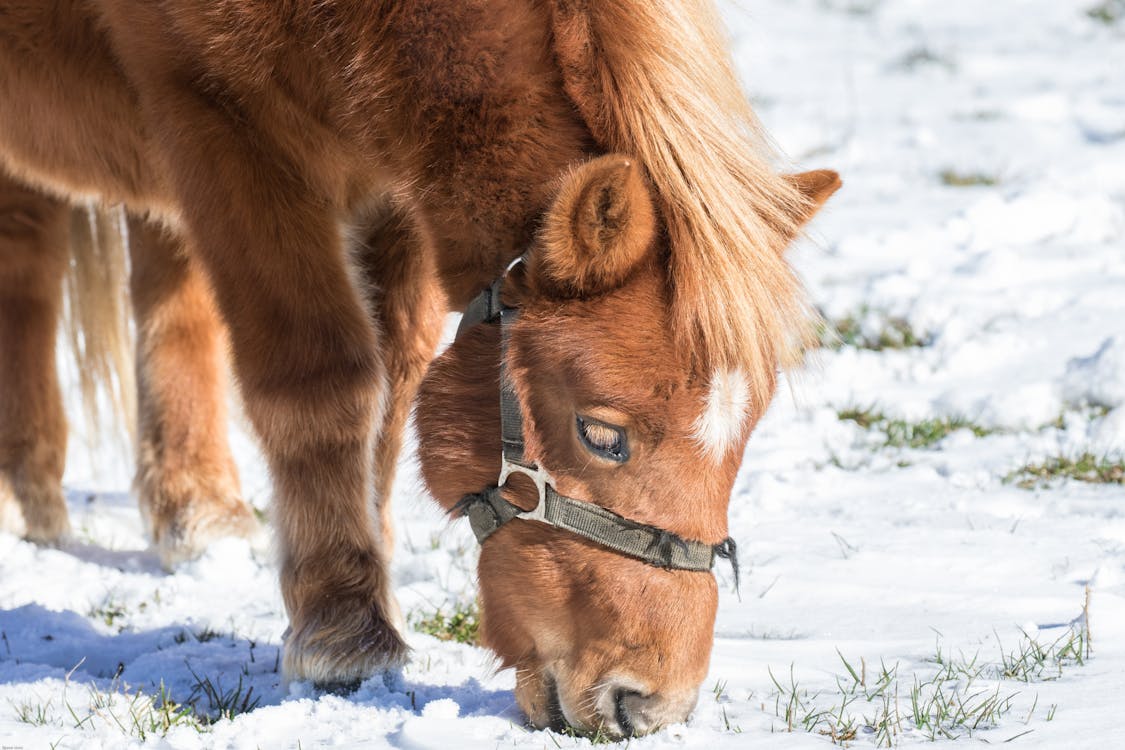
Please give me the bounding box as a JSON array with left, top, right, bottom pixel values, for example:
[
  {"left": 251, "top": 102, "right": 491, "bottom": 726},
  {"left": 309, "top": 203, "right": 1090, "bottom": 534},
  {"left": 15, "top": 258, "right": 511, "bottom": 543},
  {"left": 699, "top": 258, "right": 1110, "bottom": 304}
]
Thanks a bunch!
[{"left": 3, "top": 0, "right": 1124, "bottom": 747}]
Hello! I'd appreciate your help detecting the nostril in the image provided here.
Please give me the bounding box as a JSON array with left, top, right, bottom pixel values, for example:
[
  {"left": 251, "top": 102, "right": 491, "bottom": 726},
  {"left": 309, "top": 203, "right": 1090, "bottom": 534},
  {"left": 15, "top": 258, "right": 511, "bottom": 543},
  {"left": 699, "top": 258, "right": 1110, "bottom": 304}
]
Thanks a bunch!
[{"left": 613, "top": 689, "right": 642, "bottom": 737}]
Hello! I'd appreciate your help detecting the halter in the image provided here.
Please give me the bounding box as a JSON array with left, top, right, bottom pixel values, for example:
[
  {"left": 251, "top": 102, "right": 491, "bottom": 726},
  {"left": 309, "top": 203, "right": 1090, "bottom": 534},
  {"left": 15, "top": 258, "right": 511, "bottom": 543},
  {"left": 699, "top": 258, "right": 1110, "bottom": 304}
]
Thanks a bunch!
[{"left": 452, "top": 259, "right": 740, "bottom": 588}]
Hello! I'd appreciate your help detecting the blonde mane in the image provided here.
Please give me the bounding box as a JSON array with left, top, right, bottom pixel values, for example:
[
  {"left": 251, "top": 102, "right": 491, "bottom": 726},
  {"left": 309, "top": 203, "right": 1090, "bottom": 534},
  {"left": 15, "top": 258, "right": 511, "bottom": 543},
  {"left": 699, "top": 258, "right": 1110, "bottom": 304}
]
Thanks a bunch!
[{"left": 547, "top": 0, "right": 813, "bottom": 408}]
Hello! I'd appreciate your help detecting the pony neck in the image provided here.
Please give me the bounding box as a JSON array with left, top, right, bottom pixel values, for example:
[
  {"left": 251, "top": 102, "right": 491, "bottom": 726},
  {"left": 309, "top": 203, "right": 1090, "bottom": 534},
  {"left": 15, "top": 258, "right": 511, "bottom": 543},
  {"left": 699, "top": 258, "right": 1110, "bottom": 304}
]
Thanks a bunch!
[{"left": 373, "top": 0, "right": 598, "bottom": 307}]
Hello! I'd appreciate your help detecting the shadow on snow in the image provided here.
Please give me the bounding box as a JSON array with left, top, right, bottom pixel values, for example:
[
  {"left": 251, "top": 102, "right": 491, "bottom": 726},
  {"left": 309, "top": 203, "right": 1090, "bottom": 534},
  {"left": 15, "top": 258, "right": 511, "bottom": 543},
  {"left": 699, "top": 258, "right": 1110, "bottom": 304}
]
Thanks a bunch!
[{"left": 0, "top": 603, "right": 515, "bottom": 725}]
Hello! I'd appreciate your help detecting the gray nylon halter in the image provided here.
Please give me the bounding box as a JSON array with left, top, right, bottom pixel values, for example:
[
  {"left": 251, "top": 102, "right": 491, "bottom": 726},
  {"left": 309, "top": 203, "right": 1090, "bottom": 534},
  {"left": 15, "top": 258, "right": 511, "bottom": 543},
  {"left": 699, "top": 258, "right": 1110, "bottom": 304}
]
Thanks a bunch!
[{"left": 453, "top": 260, "right": 740, "bottom": 587}]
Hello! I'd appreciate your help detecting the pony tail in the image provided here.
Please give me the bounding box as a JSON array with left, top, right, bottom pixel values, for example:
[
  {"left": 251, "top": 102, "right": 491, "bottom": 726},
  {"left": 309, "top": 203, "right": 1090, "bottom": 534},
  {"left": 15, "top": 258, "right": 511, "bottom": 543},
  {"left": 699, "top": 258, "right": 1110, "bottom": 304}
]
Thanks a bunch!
[
  {"left": 547, "top": 0, "right": 814, "bottom": 405},
  {"left": 65, "top": 204, "right": 136, "bottom": 449}
]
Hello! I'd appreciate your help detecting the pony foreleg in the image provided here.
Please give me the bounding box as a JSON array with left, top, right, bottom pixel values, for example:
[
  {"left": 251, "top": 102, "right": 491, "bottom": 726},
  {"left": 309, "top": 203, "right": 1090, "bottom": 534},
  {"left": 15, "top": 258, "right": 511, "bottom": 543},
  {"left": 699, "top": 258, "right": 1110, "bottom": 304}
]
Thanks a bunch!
[
  {"left": 139, "top": 113, "right": 405, "bottom": 686},
  {"left": 127, "top": 217, "right": 258, "bottom": 569},
  {"left": 0, "top": 173, "right": 69, "bottom": 541},
  {"left": 361, "top": 210, "right": 447, "bottom": 554},
  {"left": 189, "top": 206, "right": 403, "bottom": 685}
]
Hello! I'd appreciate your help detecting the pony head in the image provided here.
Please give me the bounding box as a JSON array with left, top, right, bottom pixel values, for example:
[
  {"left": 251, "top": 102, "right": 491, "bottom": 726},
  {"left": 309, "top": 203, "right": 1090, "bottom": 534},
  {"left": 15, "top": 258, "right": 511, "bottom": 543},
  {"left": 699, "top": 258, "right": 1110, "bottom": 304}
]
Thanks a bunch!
[{"left": 416, "top": 154, "right": 838, "bottom": 737}]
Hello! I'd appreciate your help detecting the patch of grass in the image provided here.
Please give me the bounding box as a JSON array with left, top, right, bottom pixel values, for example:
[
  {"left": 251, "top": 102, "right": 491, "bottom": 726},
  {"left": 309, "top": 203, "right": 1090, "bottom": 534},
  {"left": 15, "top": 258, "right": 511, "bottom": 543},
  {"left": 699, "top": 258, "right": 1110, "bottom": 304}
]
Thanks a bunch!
[
  {"left": 56, "top": 662, "right": 262, "bottom": 741},
  {"left": 186, "top": 666, "right": 261, "bottom": 724},
  {"left": 11, "top": 695, "right": 56, "bottom": 726},
  {"left": 720, "top": 704, "right": 743, "bottom": 733},
  {"left": 997, "top": 627, "right": 1089, "bottom": 682},
  {"left": 821, "top": 0, "right": 883, "bottom": 16},
  {"left": 1046, "top": 405, "right": 1112, "bottom": 432},
  {"left": 113, "top": 682, "right": 203, "bottom": 739},
  {"left": 1087, "top": 0, "right": 1125, "bottom": 24},
  {"left": 883, "top": 417, "right": 994, "bottom": 449},
  {"left": 13, "top": 679, "right": 207, "bottom": 737},
  {"left": 143, "top": 681, "right": 204, "bottom": 737},
  {"left": 766, "top": 624, "right": 1089, "bottom": 746},
  {"left": 88, "top": 593, "right": 128, "bottom": 631},
  {"left": 838, "top": 407, "right": 885, "bottom": 430},
  {"left": 893, "top": 46, "right": 956, "bottom": 72},
  {"left": 67, "top": 679, "right": 206, "bottom": 740},
  {"left": 711, "top": 680, "right": 747, "bottom": 734},
  {"left": 839, "top": 408, "right": 995, "bottom": 449},
  {"left": 1007, "top": 452, "right": 1125, "bottom": 488},
  {"left": 411, "top": 601, "right": 480, "bottom": 645},
  {"left": 194, "top": 627, "right": 225, "bottom": 643},
  {"left": 821, "top": 309, "right": 930, "bottom": 351},
  {"left": 555, "top": 724, "right": 620, "bottom": 745},
  {"left": 939, "top": 169, "right": 999, "bottom": 187},
  {"left": 174, "top": 626, "right": 226, "bottom": 644}
]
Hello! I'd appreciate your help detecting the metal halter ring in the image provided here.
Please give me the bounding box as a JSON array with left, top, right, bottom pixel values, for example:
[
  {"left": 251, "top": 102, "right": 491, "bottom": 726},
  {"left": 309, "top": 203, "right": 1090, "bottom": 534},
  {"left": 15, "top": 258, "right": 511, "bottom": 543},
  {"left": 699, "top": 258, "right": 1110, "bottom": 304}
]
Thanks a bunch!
[{"left": 497, "top": 458, "right": 554, "bottom": 524}]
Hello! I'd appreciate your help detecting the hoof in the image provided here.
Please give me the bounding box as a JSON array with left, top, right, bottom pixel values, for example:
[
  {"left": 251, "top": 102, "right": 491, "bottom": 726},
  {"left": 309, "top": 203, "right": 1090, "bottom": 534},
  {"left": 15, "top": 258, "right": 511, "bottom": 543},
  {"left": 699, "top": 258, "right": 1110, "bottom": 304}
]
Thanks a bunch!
[
  {"left": 283, "top": 593, "right": 409, "bottom": 686},
  {"left": 314, "top": 677, "right": 363, "bottom": 695},
  {"left": 140, "top": 481, "right": 261, "bottom": 570},
  {"left": 0, "top": 475, "right": 70, "bottom": 543}
]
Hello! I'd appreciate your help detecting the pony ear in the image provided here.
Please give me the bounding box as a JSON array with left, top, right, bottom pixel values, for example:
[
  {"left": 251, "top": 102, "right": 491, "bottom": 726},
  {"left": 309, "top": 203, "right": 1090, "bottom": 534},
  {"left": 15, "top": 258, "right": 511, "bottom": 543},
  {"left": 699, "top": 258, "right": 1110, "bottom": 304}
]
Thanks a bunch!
[
  {"left": 534, "top": 155, "right": 656, "bottom": 297},
  {"left": 780, "top": 169, "right": 842, "bottom": 242}
]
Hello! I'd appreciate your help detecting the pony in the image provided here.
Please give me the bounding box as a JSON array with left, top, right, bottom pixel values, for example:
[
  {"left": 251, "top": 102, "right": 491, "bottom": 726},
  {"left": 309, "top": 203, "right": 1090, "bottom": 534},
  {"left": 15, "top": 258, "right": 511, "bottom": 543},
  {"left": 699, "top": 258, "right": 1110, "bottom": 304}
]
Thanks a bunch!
[{"left": 0, "top": 0, "right": 839, "bottom": 737}]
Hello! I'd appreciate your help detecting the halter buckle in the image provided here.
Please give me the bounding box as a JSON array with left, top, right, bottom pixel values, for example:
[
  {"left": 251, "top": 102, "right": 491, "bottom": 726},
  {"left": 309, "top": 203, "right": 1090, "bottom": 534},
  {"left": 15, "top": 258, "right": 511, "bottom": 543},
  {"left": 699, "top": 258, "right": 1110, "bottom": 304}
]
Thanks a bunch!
[{"left": 498, "top": 458, "right": 553, "bottom": 523}]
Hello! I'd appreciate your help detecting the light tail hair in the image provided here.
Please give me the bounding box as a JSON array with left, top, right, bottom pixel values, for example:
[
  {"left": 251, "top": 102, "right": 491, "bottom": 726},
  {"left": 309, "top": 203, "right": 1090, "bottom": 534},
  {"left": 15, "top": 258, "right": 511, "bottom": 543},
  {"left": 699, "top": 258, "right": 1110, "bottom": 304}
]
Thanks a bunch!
[
  {"left": 548, "top": 0, "right": 816, "bottom": 407},
  {"left": 64, "top": 204, "right": 136, "bottom": 448}
]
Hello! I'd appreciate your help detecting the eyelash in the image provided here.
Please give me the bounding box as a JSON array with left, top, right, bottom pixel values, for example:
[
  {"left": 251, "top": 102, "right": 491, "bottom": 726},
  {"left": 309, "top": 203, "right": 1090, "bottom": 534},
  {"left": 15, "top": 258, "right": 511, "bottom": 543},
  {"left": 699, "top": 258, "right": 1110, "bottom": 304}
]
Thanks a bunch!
[{"left": 576, "top": 416, "right": 630, "bottom": 463}]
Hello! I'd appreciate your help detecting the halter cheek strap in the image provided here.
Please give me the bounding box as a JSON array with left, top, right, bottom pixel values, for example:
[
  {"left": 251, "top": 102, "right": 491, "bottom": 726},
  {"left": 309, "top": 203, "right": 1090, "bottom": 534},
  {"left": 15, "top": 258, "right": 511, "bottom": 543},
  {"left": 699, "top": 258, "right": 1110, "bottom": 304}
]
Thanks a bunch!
[{"left": 453, "top": 265, "right": 740, "bottom": 590}]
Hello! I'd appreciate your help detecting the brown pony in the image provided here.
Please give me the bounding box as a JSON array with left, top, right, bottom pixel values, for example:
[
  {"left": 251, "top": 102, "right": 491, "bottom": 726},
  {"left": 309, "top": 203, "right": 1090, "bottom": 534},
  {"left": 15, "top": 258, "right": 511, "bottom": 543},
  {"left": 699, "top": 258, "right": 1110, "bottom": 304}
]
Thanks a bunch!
[{"left": 0, "top": 0, "right": 838, "bottom": 737}]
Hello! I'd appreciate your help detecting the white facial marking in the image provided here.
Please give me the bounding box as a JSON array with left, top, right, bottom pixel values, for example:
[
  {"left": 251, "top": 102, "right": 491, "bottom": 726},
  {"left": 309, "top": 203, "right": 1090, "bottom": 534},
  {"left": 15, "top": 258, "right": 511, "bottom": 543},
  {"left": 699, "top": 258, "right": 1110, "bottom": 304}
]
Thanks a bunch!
[{"left": 692, "top": 369, "right": 751, "bottom": 461}]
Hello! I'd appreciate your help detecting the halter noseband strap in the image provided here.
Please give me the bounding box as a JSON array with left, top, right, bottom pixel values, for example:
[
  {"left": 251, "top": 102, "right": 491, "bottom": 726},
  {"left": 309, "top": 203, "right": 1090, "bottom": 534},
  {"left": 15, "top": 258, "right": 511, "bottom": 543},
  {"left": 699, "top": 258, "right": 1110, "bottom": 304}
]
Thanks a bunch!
[{"left": 453, "top": 262, "right": 740, "bottom": 589}]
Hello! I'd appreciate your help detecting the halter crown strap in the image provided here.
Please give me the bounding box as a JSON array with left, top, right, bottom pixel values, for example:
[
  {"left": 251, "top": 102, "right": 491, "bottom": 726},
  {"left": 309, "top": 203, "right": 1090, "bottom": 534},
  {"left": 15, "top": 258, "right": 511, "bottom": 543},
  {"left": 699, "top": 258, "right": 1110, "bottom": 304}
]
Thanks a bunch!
[
  {"left": 499, "top": 305, "right": 529, "bottom": 468},
  {"left": 455, "top": 278, "right": 505, "bottom": 339}
]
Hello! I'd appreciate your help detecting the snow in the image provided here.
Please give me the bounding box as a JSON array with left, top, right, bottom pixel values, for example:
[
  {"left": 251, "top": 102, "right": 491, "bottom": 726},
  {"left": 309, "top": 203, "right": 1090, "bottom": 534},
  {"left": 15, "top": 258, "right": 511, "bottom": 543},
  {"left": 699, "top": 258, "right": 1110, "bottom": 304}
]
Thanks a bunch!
[
  {"left": 3, "top": 0, "right": 1124, "bottom": 747},
  {"left": 1065, "top": 337, "right": 1125, "bottom": 411}
]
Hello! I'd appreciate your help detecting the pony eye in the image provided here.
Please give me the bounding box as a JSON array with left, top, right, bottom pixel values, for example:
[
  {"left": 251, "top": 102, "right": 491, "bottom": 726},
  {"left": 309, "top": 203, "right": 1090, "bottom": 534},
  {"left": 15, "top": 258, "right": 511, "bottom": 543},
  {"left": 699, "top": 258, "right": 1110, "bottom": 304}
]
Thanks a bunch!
[{"left": 576, "top": 416, "right": 629, "bottom": 463}]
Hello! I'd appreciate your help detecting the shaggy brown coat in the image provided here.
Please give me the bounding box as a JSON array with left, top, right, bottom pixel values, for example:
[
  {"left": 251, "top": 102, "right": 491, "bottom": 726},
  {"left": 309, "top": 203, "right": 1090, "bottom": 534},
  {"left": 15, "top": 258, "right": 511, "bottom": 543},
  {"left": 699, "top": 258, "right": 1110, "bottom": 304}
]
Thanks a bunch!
[{"left": 0, "top": 0, "right": 838, "bottom": 734}]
